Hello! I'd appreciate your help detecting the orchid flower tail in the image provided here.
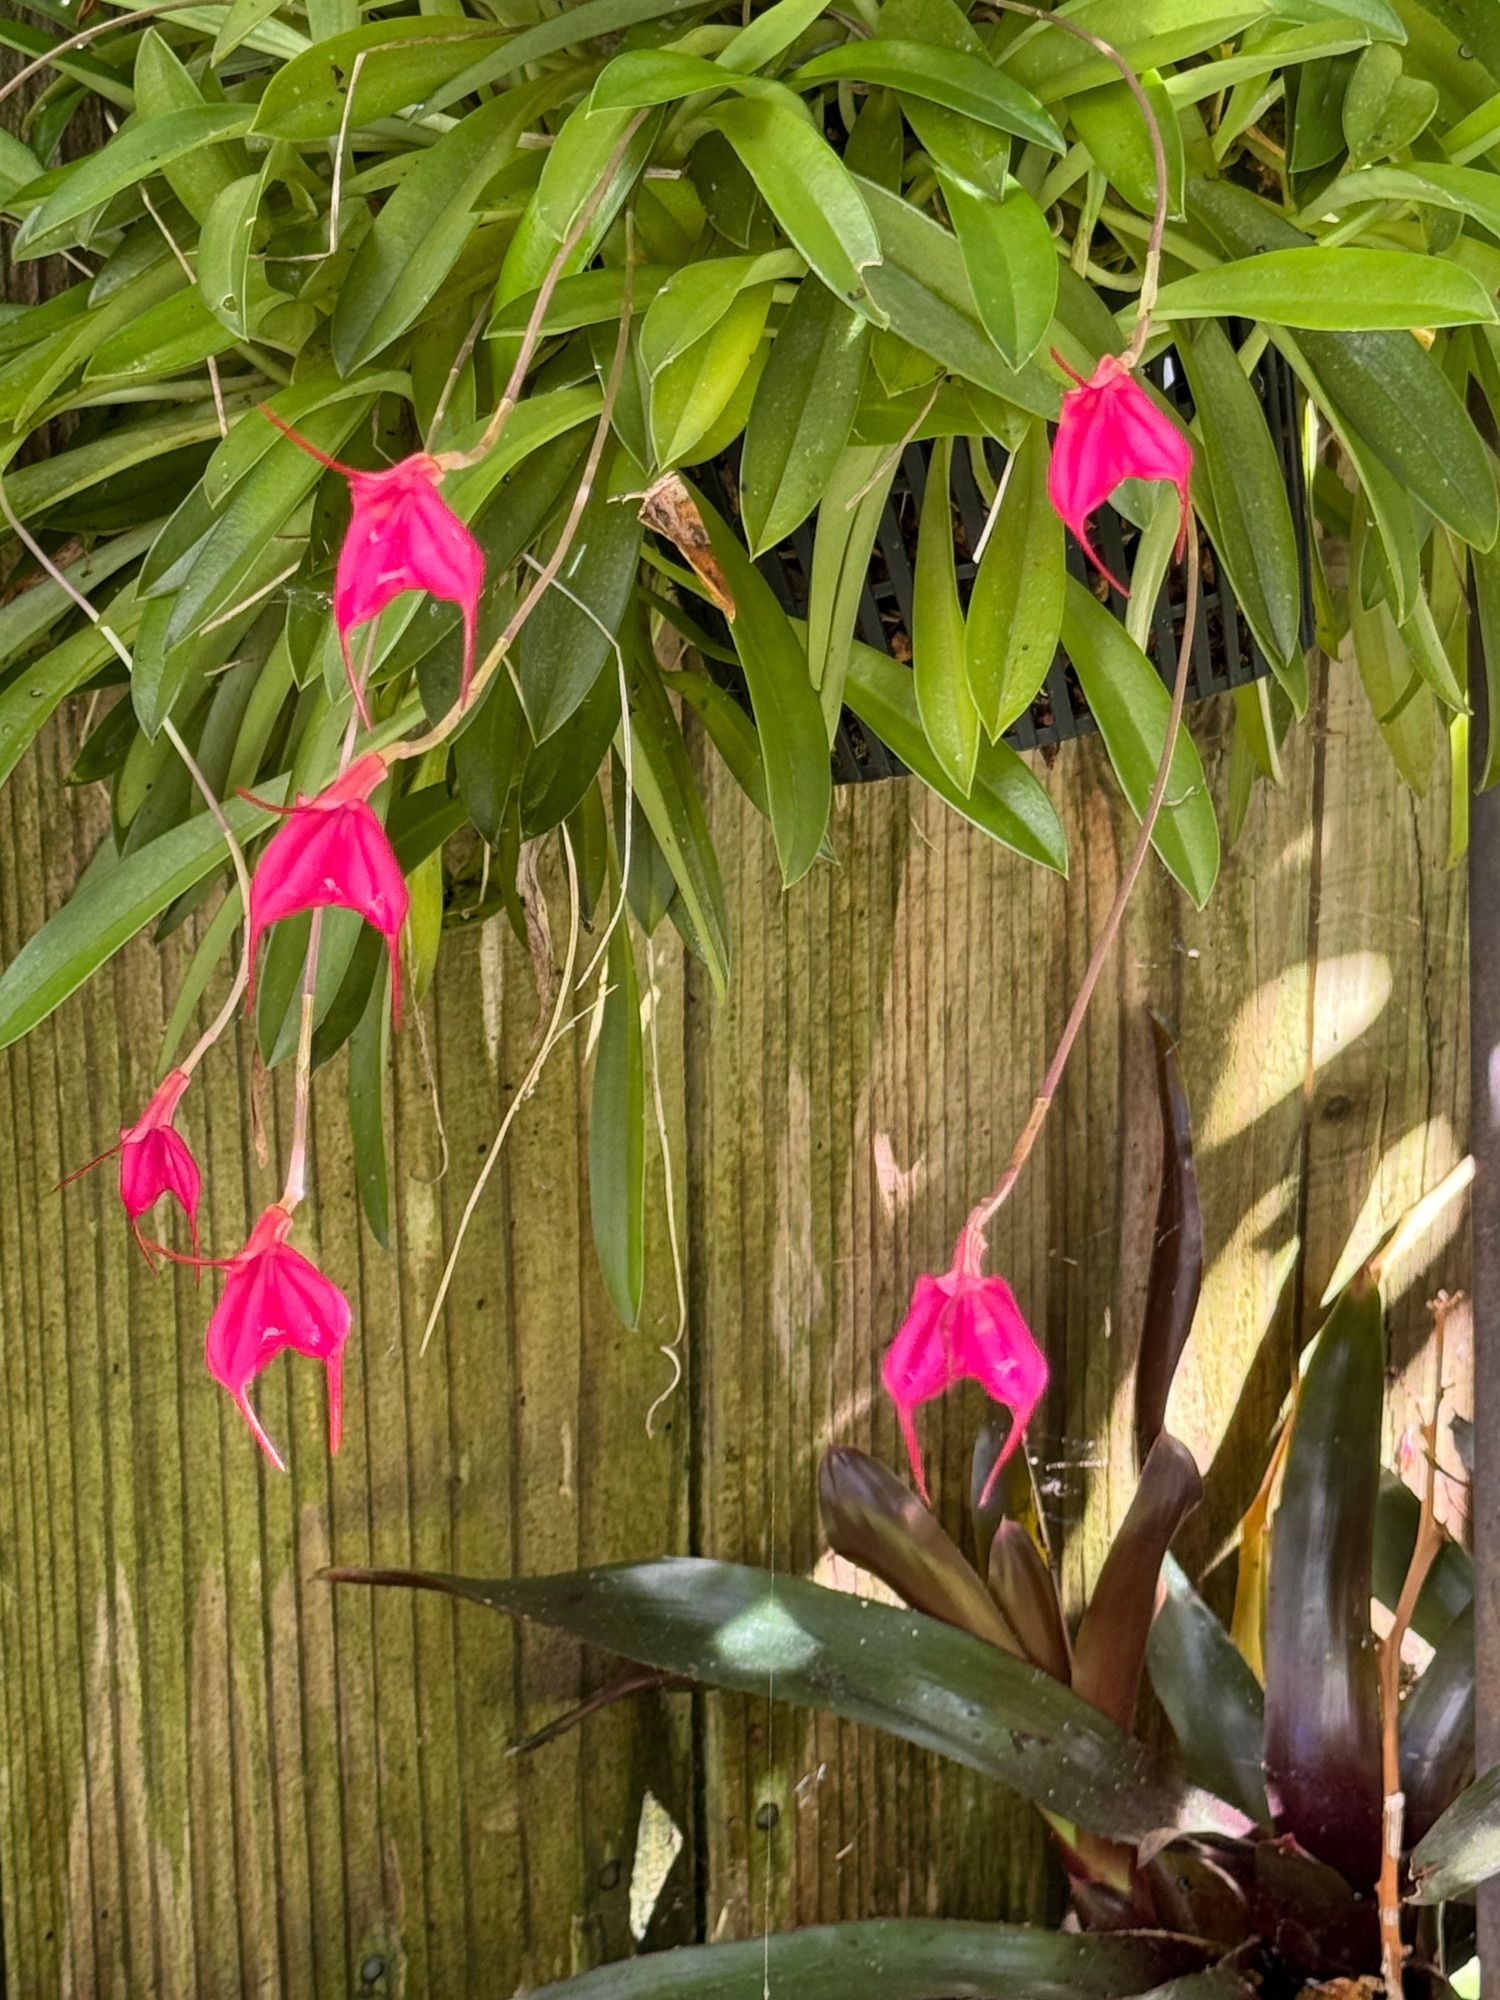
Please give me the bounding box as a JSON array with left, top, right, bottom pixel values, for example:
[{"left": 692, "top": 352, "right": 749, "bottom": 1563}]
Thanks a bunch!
[
  {"left": 234, "top": 1388, "right": 288, "bottom": 1473},
  {"left": 56, "top": 1138, "right": 122, "bottom": 1190},
  {"left": 326, "top": 1352, "right": 343, "bottom": 1457},
  {"left": 257, "top": 402, "right": 359, "bottom": 477}
]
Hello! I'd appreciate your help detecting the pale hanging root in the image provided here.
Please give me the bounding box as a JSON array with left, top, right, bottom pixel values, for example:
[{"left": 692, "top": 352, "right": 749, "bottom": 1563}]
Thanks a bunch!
[
  {"left": 410, "top": 995, "right": 451, "bottom": 1184},
  {"left": 643, "top": 935, "right": 688, "bottom": 1438},
  {"left": 962, "top": 517, "right": 1201, "bottom": 1260},
  {"left": 420, "top": 828, "right": 583, "bottom": 1354}
]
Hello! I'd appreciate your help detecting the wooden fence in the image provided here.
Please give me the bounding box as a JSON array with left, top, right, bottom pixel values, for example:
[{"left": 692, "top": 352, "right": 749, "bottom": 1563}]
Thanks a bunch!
[{"left": 0, "top": 649, "right": 1471, "bottom": 1996}]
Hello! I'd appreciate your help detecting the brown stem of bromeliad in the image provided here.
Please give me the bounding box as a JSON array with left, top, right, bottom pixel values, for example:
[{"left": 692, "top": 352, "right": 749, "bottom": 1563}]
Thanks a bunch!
[
  {"left": 960, "top": 516, "right": 1200, "bottom": 1267},
  {"left": 978, "top": 1, "right": 1168, "bottom": 364},
  {"left": 1377, "top": 1293, "right": 1456, "bottom": 1999}
]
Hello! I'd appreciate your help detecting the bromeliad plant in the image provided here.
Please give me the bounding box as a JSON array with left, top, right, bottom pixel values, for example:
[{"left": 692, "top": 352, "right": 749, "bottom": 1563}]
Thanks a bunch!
[
  {"left": 3, "top": 0, "right": 1500, "bottom": 1442},
  {"left": 330, "top": 1025, "right": 1491, "bottom": 1998}
]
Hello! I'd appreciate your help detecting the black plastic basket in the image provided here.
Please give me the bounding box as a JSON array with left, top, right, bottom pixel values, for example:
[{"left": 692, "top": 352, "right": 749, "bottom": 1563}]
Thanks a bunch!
[{"left": 690, "top": 338, "right": 1312, "bottom": 785}]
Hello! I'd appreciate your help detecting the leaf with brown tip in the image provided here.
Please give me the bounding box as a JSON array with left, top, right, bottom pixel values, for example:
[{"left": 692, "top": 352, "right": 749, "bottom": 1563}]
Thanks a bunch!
[
  {"left": 1135, "top": 1015, "right": 1204, "bottom": 1468},
  {"left": 1072, "top": 1435, "right": 1204, "bottom": 1733},
  {"left": 819, "top": 1445, "right": 1021, "bottom": 1652},
  {"left": 988, "top": 1521, "right": 1071, "bottom": 1682}
]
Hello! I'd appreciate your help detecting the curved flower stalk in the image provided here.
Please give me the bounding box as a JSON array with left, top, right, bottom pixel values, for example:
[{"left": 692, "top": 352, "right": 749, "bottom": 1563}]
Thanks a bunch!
[{"left": 882, "top": 7, "right": 1196, "bottom": 1480}]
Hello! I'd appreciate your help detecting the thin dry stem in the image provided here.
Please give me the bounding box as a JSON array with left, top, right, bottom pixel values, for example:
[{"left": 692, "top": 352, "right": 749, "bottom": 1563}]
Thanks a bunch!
[
  {"left": 1377, "top": 1294, "right": 1456, "bottom": 1997},
  {"left": 643, "top": 934, "right": 687, "bottom": 1437},
  {"left": 140, "top": 184, "right": 227, "bottom": 437},
  {"left": 980, "top": 0, "right": 1169, "bottom": 362},
  {"left": 962, "top": 517, "right": 1201, "bottom": 1263},
  {"left": 420, "top": 828, "right": 583, "bottom": 1353},
  {"left": 398, "top": 222, "right": 638, "bottom": 756},
  {"left": 439, "top": 112, "right": 647, "bottom": 474}
]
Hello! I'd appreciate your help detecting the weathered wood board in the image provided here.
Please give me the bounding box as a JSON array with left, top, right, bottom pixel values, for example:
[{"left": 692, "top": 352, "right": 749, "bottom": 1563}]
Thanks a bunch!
[{"left": 0, "top": 648, "right": 1470, "bottom": 1993}]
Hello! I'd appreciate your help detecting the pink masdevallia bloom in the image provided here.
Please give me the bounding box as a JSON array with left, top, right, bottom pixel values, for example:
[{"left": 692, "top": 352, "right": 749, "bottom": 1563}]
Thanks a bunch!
[
  {"left": 62, "top": 1067, "right": 201, "bottom": 1265},
  {"left": 260, "top": 406, "right": 483, "bottom": 724},
  {"left": 247, "top": 751, "right": 410, "bottom": 1028},
  {"left": 882, "top": 1236, "right": 1048, "bottom": 1508},
  {"left": 206, "top": 1204, "right": 352, "bottom": 1472},
  {"left": 1047, "top": 351, "right": 1193, "bottom": 595}
]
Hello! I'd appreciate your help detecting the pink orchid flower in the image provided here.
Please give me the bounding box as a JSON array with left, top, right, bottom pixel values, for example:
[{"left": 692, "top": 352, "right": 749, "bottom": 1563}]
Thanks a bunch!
[
  {"left": 61, "top": 1067, "right": 201, "bottom": 1264},
  {"left": 246, "top": 751, "right": 409, "bottom": 1028},
  {"left": 883, "top": 1234, "right": 1048, "bottom": 1507},
  {"left": 260, "top": 406, "right": 483, "bottom": 724},
  {"left": 1047, "top": 351, "right": 1193, "bottom": 594},
  {"left": 205, "top": 1203, "right": 352, "bottom": 1472}
]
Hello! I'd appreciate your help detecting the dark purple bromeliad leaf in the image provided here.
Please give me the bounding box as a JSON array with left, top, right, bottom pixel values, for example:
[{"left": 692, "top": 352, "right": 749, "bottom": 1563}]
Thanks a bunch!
[
  {"left": 818, "top": 1444, "right": 1021, "bottom": 1651},
  {"left": 1072, "top": 1434, "right": 1203, "bottom": 1733},
  {"left": 1264, "top": 1276, "right": 1384, "bottom": 1886},
  {"left": 325, "top": 1557, "right": 1253, "bottom": 1850},
  {"left": 516, "top": 1916, "right": 1224, "bottom": 1998}
]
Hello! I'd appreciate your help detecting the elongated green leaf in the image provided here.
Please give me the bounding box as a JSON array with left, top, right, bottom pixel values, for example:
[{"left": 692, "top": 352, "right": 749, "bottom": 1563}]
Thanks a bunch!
[
  {"left": 790, "top": 41, "right": 1063, "bottom": 150},
  {"left": 519, "top": 445, "right": 644, "bottom": 741},
  {"left": 1003, "top": 0, "right": 1263, "bottom": 101},
  {"left": 626, "top": 645, "right": 731, "bottom": 995},
  {"left": 334, "top": 81, "right": 562, "bottom": 374},
  {"left": 1071, "top": 71, "right": 1183, "bottom": 218},
  {"left": 740, "top": 279, "right": 868, "bottom": 555},
  {"left": 806, "top": 442, "right": 894, "bottom": 731},
  {"left": 720, "top": 0, "right": 831, "bottom": 72},
  {"left": 966, "top": 424, "right": 1064, "bottom": 737},
  {"left": 1060, "top": 580, "right": 1220, "bottom": 908},
  {"left": 1412, "top": 1760, "right": 1500, "bottom": 1904},
  {"left": 1134, "top": 1016, "right": 1203, "bottom": 1466},
  {"left": 0, "top": 585, "right": 139, "bottom": 789},
  {"left": 1266, "top": 1277, "right": 1384, "bottom": 1885},
  {"left": 1073, "top": 1435, "right": 1202, "bottom": 1732},
  {"left": 1304, "top": 161, "right": 1500, "bottom": 237},
  {"left": 196, "top": 170, "right": 261, "bottom": 339},
  {"left": 1154, "top": 248, "right": 1496, "bottom": 330},
  {"left": 818, "top": 1447, "right": 1020, "bottom": 1650},
  {"left": 1179, "top": 322, "right": 1303, "bottom": 690},
  {"left": 943, "top": 180, "right": 1057, "bottom": 371},
  {"left": 1188, "top": 177, "right": 1498, "bottom": 551},
  {"left": 347, "top": 964, "right": 391, "bottom": 1249},
  {"left": 591, "top": 915, "right": 645, "bottom": 1328},
  {"left": 699, "top": 493, "right": 831, "bottom": 885},
  {"left": 1147, "top": 1554, "right": 1269, "bottom": 1826},
  {"left": 912, "top": 439, "right": 979, "bottom": 793},
  {"left": 843, "top": 636, "right": 1068, "bottom": 871},
  {"left": 423, "top": 0, "right": 705, "bottom": 118},
  {"left": 251, "top": 17, "right": 511, "bottom": 139},
  {"left": 524, "top": 1920, "right": 1213, "bottom": 2000},
  {"left": 591, "top": 46, "right": 743, "bottom": 107},
  {"left": 649, "top": 282, "right": 773, "bottom": 467},
  {"left": 1348, "top": 503, "right": 1435, "bottom": 791},
  {"left": 133, "top": 28, "right": 246, "bottom": 223},
  {"left": 706, "top": 94, "right": 881, "bottom": 308},
  {"left": 0, "top": 780, "right": 287, "bottom": 1051},
  {"left": 13, "top": 107, "right": 253, "bottom": 251},
  {"left": 0, "top": 523, "right": 154, "bottom": 674},
  {"left": 855, "top": 177, "right": 1058, "bottom": 414},
  {"left": 326, "top": 1556, "right": 1252, "bottom": 1846}
]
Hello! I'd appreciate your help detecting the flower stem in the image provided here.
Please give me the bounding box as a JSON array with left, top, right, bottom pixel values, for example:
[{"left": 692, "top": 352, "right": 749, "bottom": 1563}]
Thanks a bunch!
[
  {"left": 436, "top": 114, "right": 647, "bottom": 475},
  {"left": 961, "top": 517, "right": 1200, "bottom": 1263},
  {"left": 980, "top": 0, "right": 1168, "bottom": 366},
  {"left": 398, "top": 218, "right": 638, "bottom": 755},
  {"left": 163, "top": 719, "right": 257, "bottom": 1080}
]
